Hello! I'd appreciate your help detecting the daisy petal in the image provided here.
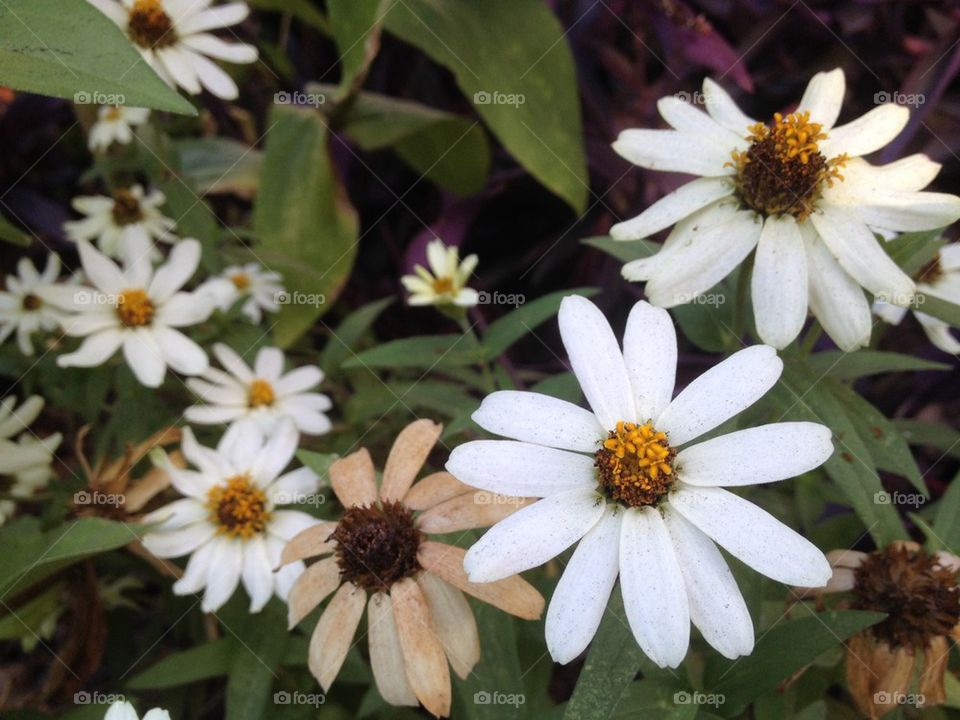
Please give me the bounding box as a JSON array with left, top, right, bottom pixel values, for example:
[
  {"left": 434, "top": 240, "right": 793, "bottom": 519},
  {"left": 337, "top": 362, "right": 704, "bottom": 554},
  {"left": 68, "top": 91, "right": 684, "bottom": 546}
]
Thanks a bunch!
[
  {"left": 241, "top": 537, "right": 274, "bottom": 613},
  {"left": 751, "top": 216, "right": 808, "bottom": 349},
  {"left": 702, "top": 78, "right": 755, "bottom": 133},
  {"left": 418, "top": 572, "right": 480, "bottom": 679},
  {"left": 201, "top": 538, "right": 244, "bottom": 612},
  {"left": 797, "top": 68, "right": 845, "bottom": 129},
  {"left": 329, "top": 449, "right": 377, "bottom": 507},
  {"left": 308, "top": 583, "right": 366, "bottom": 691},
  {"left": 622, "top": 301, "right": 677, "bottom": 421},
  {"left": 613, "top": 129, "right": 733, "bottom": 176},
  {"left": 820, "top": 104, "right": 909, "bottom": 159},
  {"left": 392, "top": 577, "right": 451, "bottom": 718},
  {"left": 367, "top": 592, "right": 418, "bottom": 706},
  {"left": 380, "top": 419, "right": 442, "bottom": 503},
  {"left": 611, "top": 177, "right": 734, "bottom": 241},
  {"left": 471, "top": 391, "right": 604, "bottom": 452},
  {"left": 803, "top": 228, "right": 871, "bottom": 351}
]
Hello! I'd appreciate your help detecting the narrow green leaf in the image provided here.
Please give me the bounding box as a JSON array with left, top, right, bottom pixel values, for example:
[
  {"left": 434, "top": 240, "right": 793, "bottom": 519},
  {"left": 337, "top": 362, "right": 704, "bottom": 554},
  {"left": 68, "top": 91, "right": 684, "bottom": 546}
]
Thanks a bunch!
[
  {"left": 807, "top": 350, "right": 950, "bottom": 379},
  {"left": 254, "top": 105, "right": 360, "bottom": 347},
  {"left": 175, "top": 138, "right": 263, "bottom": 198},
  {"left": 894, "top": 419, "right": 960, "bottom": 458},
  {"left": 582, "top": 235, "right": 660, "bottom": 264},
  {"left": 884, "top": 228, "right": 944, "bottom": 274},
  {"left": 225, "top": 599, "right": 288, "bottom": 720},
  {"left": 127, "top": 639, "right": 234, "bottom": 689},
  {"left": 384, "top": 0, "right": 587, "bottom": 211},
  {"left": 342, "top": 334, "right": 482, "bottom": 371},
  {"left": 0, "top": 0, "right": 194, "bottom": 114},
  {"left": 296, "top": 450, "right": 338, "bottom": 482},
  {"left": 318, "top": 297, "right": 393, "bottom": 375},
  {"left": 915, "top": 293, "right": 960, "bottom": 327},
  {"left": 0, "top": 212, "right": 30, "bottom": 246},
  {"left": 612, "top": 679, "right": 698, "bottom": 719},
  {"left": 452, "top": 603, "right": 525, "bottom": 719},
  {"left": 932, "top": 469, "right": 960, "bottom": 553}
]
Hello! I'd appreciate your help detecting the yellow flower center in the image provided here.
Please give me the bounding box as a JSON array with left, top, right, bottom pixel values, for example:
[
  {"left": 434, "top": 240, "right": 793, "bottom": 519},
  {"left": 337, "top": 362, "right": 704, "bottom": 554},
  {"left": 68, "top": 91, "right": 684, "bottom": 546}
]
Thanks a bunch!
[
  {"left": 111, "top": 189, "right": 144, "bottom": 227},
  {"left": 206, "top": 474, "right": 271, "bottom": 539},
  {"left": 431, "top": 276, "right": 455, "bottom": 296},
  {"left": 248, "top": 379, "right": 275, "bottom": 408},
  {"left": 594, "top": 421, "right": 676, "bottom": 508},
  {"left": 230, "top": 272, "right": 251, "bottom": 290},
  {"left": 116, "top": 289, "right": 155, "bottom": 327},
  {"left": 105, "top": 106, "right": 123, "bottom": 121},
  {"left": 127, "top": 0, "right": 177, "bottom": 49},
  {"left": 729, "top": 111, "right": 848, "bottom": 221}
]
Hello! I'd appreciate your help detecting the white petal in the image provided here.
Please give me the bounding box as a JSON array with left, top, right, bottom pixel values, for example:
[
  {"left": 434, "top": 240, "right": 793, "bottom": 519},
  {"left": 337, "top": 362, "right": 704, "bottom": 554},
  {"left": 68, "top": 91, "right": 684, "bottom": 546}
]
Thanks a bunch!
[
  {"left": 254, "top": 346, "right": 285, "bottom": 381},
  {"left": 367, "top": 592, "right": 418, "bottom": 706},
  {"left": 180, "top": 33, "right": 258, "bottom": 63},
  {"left": 677, "top": 422, "right": 833, "bottom": 487},
  {"left": 213, "top": 343, "right": 254, "bottom": 382},
  {"left": 751, "top": 216, "right": 808, "bottom": 349},
  {"left": 142, "top": 522, "right": 215, "bottom": 559},
  {"left": 663, "top": 507, "right": 754, "bottom": 658},
  {"left": 155, "top": 291, "right": 215, "bottom": 327},
  {"left": 57, "top": 328, "right": 124, "bottom": 367},
  {"left": 153, "top": 326, "right": 208, "bottom": 376},
  {"left": 545, "top": 507, "right": 622, "bottom": 664},
  {"left": 613, "top": 129, "right": 733, "bottom": 176},
  {"left": 558, "top": 295, "right": 635, "bottom": 429},
  {"left": 656, "top": 346, "right": 782, "bottom": 446},
  {"left": 445, "top": 440, "right": 596, "bottom": 497},
  {"left": 619, "top": 507, "right": 689, "bottom": 668},
  {"left": 269, "top": 466, "right": 320, "bottom": 505},
  {"left": 471, "top": 391, "right": 603, "bottom": 452},
  {"left": 173, "top": 537, "right": 217, "bottom": 594},
  {"left": 611, "top": 177, "right": 734, "bottom": 241},
  {"left": 669, "top": 485, "right": 831, "bottom": 587},
  {"left": 463, "top": 488, "right": 604, "bottom": 582},
  {"left": 157, "top": 46, "right": 202, "bottom": 95},
  {"left": 702, "top": 78, "right": 754, "bottom": 133},
  {"left": 916, "top": 312, "right": 960, "bottom": 354},
  {"left": 274, "top": 365, "right": 322, "bottom": 395},
  {"left": 202, "top": 538, "right": 244, "bottom": 612},
  {"left": 803, "top": 227, "right": 871, "bottom": 351},
  {"left": 77, "top": 240, "right": 125, "bottom": 294},
  {"left": 148, "top": 239, "right": 201, "bottom": 303},
  {"left": 241, "top": 537, "right": 274, "bottom": 613},
  {"left": 622, "top": 301, "right": 677, "bottom": 421},
  {"left": 656, "top": 96, "right": 746, "bottom": 147},
  {"left": 820, "top": 104, "right": 909, "bottom": 158},
  {"left": 797, "top": 68, "right": 845, "bottom": 129},
  {"left": 177, "top": 2, "right": 249, "bottom": 33},
  {"left": 250, "top": 419, "right": 299, "bottom": 484},
  {"left": 123, "top": 329, "right": 167, "bottom": 388},
  {"left": 187, "top": 50, "right": 241, "bottom": 100}
]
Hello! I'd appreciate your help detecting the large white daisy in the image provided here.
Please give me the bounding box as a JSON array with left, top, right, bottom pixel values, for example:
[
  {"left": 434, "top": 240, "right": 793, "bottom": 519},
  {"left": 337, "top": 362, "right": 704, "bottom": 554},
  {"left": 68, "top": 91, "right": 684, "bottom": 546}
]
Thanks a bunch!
[
  {"left": 184, "top": 343, "right": 333, "bottom": 435},
  {"left": 88, "top": 105, "right": 151, "bottom": 152},
  {"left": 0, "top": 254, "right": 66, "bottom": 355},
  {"left": 88, "top": 0, "right": 258, "bottom": 100},
  {"left": 446, "top": 296, "right": 834, "bottom": 668},
  {"left": 142, "top": 419, "right": 320, "bottom": 613},
  {"left": 612, "top": 68, "right": 960, "bottom": 351},
  {"left": 64, "top": 184, "right": 177, "bottom": 262},
  {"left": 42, "top": 239, "right": 214, "bottom": 388},
  {"left": 874, "top": 242, "right": 960, "bottom": 354}
]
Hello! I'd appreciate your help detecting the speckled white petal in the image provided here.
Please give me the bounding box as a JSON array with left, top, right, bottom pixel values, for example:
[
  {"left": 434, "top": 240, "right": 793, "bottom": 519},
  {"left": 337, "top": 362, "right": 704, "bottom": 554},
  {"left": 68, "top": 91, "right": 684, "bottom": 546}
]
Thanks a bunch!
[
  {"left": 622, "top": 301, "right": 677, "bottom": 421},
  {"left": 751, "top": 215, "right": 808, "bottom": 349},
  {"left": 611, "top": 177, "right": 734, "bottom": 241},
  {"left": 471, "top": 391, "right": 604, "bottom": 452}
]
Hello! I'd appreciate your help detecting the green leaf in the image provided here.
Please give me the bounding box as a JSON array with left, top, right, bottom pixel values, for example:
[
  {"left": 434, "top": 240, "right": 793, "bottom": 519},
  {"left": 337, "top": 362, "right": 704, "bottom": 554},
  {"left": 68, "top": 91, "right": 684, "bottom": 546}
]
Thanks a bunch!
[
  {"left": 884, "top": 228, "right": 944, "bottom": 275},
  {"left": 806, "top": 350, "right": 950, "bottom": 379},
  {"left": 254, "top": 105, "right": 360, "bottom": 347},
  {"left": 319, "top": 297, "right": 393, "bottom": 375},
  {"left": 296, "top": 450, "right": 338, "bottom": 482},
  {"left": 707, "top": 610, "right": 886, "bottom": 716},
  {"left": 452, "top": 603, "right": 525, "bottom": 719},
  {"left": 894, "top": 419, "right": 960, "bottom": 458},
  {"left": 564, "top": 587, "right": 647, "bottom": 720},
  {"left": 127, "top": 639, "right": 234, "bottom": 689},
  {"left": 480, "top": 287, "right": 598, "bottom": 360},
  {"left": 0, "top": 0, "right": 194, "bottom": 114},
  {"left": 384, "top": 0, "right": 587, "bottom": 211},
  {"left": 342, "top": 334, "right": 482, "bottom": 371},
  {"left": 916, "top": 293, "right": 960, "bottom": 327},
  {"left": 175, "top": 138, "right": 263, "bottom": 198},
  {"left": 671, "top": 279, "right": 738, "bottom": 353},
  {"left": 612, "top": 679, "right": 697, "bottom": 720},
  {"left": 327, "top": 0, "right": 390, "bottom": 97},
  {"left": 0, "top": 212, "right": 30, "bottom": 246},
  {"left": 582, "top": 235, "right": 660, "bottom": 264},
  {"left": 320, "top": 84, "right": 490, "bottom": 195},
  {"left": 932, "top": 469, "right": 960, "bottom": 553},
  {"left": 225, "top": 599, "right": 289, "bottom": 720}
]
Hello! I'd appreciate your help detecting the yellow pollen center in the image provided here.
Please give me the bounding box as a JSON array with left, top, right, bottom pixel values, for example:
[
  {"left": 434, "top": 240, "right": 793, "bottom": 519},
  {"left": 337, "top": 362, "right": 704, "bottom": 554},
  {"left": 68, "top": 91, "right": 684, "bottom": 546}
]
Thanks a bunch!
[
  {"left": 432, "top": 276, "right": 455, "bottom": 295},
  {"left": 127, "top": 0, "right": 177, "bottom": 49},
  {"left": 105, "top": 106, "right": 123, "bottom": 121},
  {"left": 116, "top": 289, "right": 154, "bottom": 327},
  {"left": 206, "top": 474, "right": 271, "bottom": 539},
  {"left": 248, "top": 379, "right": 275, "bottom": 408},
  {"left": 230, "top": 272, "right": 251, "bottom": 290},
  {"left": 595, "top": 421, "right": 676, "bottom": 508},
  {"left": 729, "top": 110, "right": 848, "bottom": 220}
]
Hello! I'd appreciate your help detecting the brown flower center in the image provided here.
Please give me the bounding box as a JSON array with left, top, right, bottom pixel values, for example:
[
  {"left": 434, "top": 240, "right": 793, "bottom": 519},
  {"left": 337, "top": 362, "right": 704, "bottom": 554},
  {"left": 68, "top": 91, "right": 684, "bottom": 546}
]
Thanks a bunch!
[
  {"left": 230, "top": 272, "right": 252, "bottom": 290},
  {"left": 917, "top": 256, "right": 944, "bottom": 285},
  {"left": 729, "top": 111, "right": 847, "bottom": 221},
  {"left": 116, "top": 289, "right": 155, "bottom": 327},
  {"left": 111, "top": 189, "right": 144, "bottom": 227},
  {"left": 851, "top": 545, "right": 960, "bottom": 649},
  {"left": 595, "top": 421, "right": 676, "bottom": 508},
  {"left": 127, "top": 0, "right": 177, "bottom": 49},
  {"left": 206, "top": 474, "right": 271, "bottom": 539},
  {"left": 332, "top": 501, "right": 422, "bottom": 592},
  {"left": 21, "top": 294, "right": 42, "bottom": 311},
  {"left": 248, "top": 379, "right": 275, "bottom": 408}
]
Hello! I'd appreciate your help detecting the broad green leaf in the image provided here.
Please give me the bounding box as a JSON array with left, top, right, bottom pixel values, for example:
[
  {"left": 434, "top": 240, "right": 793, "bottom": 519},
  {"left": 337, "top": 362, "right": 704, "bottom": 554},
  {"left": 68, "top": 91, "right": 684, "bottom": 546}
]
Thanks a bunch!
[
  {"left": 0, "top": 0, "right": 194, "bottom": 114},
  {"left": 564, "top": 587, "right": 648, "bottom": 720},
  {"left": 806, "top": 350, "right": 950, "bottom": 379},
  {"left": 342, "top": 334, "right": 482, "bottom": 371},
  {"left": 254, "top": 105, "right": 359, "bottom": 347},
  {"left": 612, "top": 679, "right": 698, "bottom": 719},
  {"left": 175, "top": 138, "right": 263, "bottom": 198},
  {"left": 452, "top": 603, "right": 525, "bottom": 719},
  {"left": 582, "top": 235, "right": 660, "bottom": 264},
  {"left": 707, "top": 610, "right": 885, "bottom": 716},
  {"left": 319, "top": 297, "right": 393, "bottom": 375},
  {"left": 316, "top": 83, "right": 490, "bottom": 195},
  {"left": 248, "top": 0, "right": 330, "bottom": 32},
  {"left": 127, "top": 639, "right": 234, "bottom": 689},
  {"left": 327, "top": 0, "right": 391, "bottom": 96},
  {"left": 916, "top": 293, "right": 960, "bottom": 327},
  {"left": 296, "top": 450, "right": 338, "bottom": 482},
  {"left": 225, "top": 598, "right": 289, "bottom": 720},
  {"left": 480, "top": 287, "right": 598, "bottom": 360},
  {"left": 384, "top": 0, "right": 587, "bottom": 211},
  {"left": 0, "top": 212, "right": 30, "bottom": 246}
]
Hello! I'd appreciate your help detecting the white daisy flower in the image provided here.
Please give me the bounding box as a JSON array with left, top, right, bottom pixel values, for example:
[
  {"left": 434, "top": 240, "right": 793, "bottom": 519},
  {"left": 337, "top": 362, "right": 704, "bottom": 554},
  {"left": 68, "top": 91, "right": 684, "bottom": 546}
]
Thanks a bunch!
[
  {"left": 88, "top": 0, "right": 259, "bottom": 101},
  {"left": 64, "top": 184, "right": 177, "bottom": 262},
  {"left": 0, "top": 395, "right": 63, "bottom": 526},
  {"left": 197, "top": 262, "right": 283, "bottom": 323},
  {"left": 874, "top": 243, "right": 960, "bottom": 354},
  {"left": 400, "top": 239, "right": 479, "bottom": 308},
  {"left": 88, "top": 105, "right": 151, "bottom": 152},
  {"left": 104, "top": 699, "right": 170, "bottom": 720},
  {"left": 142, "top": 419, "right": 320, "bottom": 613},
  {"left": 185, "top": 343, "right": 332, "bottom": 435},
  {"left": 612, "top": 68, "right": 960, "bottom": 352},
  {"left": 43, "top": 239, "right": 214, "bottom": 388},
  {"left": 0, "top": 254, "right": 66, "bottom": 355},
  {"left": 446, "top": 296, "right": 834, "bottom": 668}
]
